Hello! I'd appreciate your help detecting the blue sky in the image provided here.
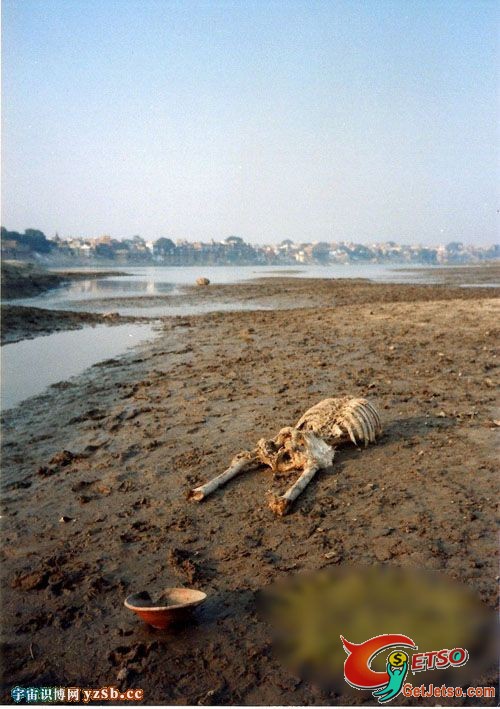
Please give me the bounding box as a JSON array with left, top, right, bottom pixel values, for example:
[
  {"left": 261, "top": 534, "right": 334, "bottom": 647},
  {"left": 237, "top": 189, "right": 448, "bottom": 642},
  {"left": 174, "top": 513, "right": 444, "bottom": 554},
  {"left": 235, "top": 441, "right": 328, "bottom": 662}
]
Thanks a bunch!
[{"left": 2, "top": 0, "right": 498, "bottom": 245}]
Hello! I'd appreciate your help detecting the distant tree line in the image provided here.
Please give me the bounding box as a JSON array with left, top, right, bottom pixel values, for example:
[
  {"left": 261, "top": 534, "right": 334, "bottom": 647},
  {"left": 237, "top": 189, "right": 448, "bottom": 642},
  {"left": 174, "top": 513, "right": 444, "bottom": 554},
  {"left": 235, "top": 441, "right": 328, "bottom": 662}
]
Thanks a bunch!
[{"left": 1, "top": 227, "right": 54, "bottom": 255}]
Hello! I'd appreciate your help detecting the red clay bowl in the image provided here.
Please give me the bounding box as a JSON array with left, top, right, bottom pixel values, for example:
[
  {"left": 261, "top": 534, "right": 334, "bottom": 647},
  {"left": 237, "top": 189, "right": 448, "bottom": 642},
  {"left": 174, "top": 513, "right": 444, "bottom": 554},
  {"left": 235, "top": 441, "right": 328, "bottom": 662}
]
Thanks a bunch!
[{"left": 124, "top": 588, "right": 207, "bottom": 629}]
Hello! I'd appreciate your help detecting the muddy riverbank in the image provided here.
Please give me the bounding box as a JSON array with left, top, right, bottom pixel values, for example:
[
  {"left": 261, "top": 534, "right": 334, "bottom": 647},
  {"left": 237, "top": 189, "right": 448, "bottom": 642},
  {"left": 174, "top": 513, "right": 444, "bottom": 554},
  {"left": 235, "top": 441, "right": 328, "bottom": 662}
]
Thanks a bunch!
[
  {"left": 0, "top": 306, "right": 149, "bottom": 345},
  {"left": 1, "top": 261, "right": 127, "bottom": 300},
  {"left": 1, "top": 277, "right": 498, "bottom": 705}
]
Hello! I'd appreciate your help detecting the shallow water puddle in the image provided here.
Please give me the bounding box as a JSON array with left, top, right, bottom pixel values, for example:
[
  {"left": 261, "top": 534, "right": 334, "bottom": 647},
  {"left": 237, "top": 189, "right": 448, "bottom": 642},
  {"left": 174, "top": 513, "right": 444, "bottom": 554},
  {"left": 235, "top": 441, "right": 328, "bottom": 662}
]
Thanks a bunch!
[{"left": 1, "top": 323, "right": 153, "bottom": 410}]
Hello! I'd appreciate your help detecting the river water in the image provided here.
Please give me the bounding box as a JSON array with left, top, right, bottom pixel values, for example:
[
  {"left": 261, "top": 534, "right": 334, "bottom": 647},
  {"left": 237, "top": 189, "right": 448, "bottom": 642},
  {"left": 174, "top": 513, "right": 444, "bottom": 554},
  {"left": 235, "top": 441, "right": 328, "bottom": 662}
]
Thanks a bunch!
[
  {"left": 1, "top": 323, "right": 154, "bottom": 410},
  {"left": 8, "top": 263, "right": 436, "bottom": 316},
  {"left": 0, "top": 263, "right": 488, "bottom": 411}
]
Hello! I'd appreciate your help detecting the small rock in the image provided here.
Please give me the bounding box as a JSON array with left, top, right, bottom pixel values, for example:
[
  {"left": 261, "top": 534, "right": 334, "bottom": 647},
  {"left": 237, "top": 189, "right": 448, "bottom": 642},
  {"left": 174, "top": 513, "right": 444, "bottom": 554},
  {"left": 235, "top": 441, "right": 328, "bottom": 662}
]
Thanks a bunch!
[
  {"left": 196, "top": 277, "right": 210, "bottom": 286},
  {"left": 324, "top": 550, "right": 339, "bottom": 560},
  {"left": 59, "top": 516, "right": 74, "bottom": 523},
  {"left": 96, "top": 485, "right": 112, "bottom": 496},
  {"left": 117, "top": 667, "right": 129, "bottom": 683}
]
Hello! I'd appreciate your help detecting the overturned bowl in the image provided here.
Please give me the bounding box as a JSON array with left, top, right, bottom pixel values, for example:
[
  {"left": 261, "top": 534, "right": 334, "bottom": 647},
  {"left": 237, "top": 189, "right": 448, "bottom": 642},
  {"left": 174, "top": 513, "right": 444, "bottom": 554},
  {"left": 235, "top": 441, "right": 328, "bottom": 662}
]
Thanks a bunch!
[{"left": 124, "top": 588, "right": 207, "bottom": 629}]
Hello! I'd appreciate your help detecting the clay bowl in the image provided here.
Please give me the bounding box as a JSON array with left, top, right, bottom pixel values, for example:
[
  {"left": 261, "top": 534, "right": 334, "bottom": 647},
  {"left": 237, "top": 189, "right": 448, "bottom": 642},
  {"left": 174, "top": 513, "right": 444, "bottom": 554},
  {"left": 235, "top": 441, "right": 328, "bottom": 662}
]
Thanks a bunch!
[{"left": 124, "top": 588, "right": 207, "bottom": 629}]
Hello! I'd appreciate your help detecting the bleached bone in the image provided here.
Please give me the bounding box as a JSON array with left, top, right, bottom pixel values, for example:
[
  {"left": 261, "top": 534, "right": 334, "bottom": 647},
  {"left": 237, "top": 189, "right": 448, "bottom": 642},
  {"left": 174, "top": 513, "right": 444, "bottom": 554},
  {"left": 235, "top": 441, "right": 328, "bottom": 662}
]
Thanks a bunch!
[
  {"left": 187, "top": 451, "right": 257, "bottom": 501},
  {"left": 261, "top": 429, "right": 335, "bottom": 516},
  {"left": 295, "top": 397, "right": 382, "bottom": 446},
  {"left": 188, "top": 397, "right": 382, "bottom": 516}
]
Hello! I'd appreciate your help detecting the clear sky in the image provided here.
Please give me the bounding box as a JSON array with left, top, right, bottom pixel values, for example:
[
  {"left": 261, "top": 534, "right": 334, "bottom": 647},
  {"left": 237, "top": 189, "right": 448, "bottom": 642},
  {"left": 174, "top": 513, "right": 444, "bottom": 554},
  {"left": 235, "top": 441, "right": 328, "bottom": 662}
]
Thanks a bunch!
[{"left": 2, "top": 0, "right": 499, "bottom": 245}]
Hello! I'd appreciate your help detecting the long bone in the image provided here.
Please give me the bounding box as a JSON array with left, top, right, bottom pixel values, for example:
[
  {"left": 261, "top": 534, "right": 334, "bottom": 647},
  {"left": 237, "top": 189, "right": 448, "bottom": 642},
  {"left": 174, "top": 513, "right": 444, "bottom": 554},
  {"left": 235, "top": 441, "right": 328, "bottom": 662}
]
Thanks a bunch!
[
  {"left": 261, "top": 428, "right": 335, "bottom": 516},
  {"left": 187, "top": 451, "right": 257, "bottom": 502},
  {"left": 188, "top": 397, "right": 382, "bottom": 516}
]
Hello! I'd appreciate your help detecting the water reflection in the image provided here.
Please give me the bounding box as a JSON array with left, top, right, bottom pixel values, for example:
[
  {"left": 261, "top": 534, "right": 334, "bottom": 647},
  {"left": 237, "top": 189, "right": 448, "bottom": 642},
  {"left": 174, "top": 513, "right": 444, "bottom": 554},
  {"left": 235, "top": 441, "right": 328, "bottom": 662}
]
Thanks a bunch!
[
  {"left": 1, "top": 323, "right": 153, "bottom": 410},
  {"left": 9, "top": 263, "right": 489, "bottom": 320},
  {"left": 9, "top": 264, "right": 424, "bottom": 317},
  {"left": 34, "top": 278, "right": 179, "bottom": 297}
]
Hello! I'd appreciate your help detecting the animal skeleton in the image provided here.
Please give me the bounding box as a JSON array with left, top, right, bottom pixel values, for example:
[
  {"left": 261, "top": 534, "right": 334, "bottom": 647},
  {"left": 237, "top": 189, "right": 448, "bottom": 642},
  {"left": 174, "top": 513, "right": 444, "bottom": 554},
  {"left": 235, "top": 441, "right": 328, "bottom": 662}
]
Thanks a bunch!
[{"left": 188, "top": 397, "right": 382, "bottom": 516}]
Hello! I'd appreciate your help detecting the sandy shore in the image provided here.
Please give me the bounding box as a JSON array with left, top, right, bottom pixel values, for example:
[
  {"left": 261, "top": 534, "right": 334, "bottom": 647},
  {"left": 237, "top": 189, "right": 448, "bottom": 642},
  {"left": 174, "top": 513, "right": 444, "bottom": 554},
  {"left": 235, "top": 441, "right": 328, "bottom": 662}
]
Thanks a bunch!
[{"left": 1, "top": 277, "right": 499, "bottom": 705}]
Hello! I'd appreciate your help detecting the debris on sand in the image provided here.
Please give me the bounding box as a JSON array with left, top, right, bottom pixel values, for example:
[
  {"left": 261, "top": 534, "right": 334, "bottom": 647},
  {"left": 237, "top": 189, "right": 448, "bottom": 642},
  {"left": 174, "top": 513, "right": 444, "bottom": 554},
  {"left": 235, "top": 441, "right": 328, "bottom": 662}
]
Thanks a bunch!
[{"left": 124, "top": 588, "right": 207, "bottom": 629}]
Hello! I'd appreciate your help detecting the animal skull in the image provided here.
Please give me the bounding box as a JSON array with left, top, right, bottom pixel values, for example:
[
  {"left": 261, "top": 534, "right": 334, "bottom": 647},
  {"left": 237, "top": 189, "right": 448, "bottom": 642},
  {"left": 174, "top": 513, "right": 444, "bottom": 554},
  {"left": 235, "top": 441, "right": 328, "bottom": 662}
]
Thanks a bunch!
[{"left": 188, "top": 397, "right": 382, "bottom": 516}]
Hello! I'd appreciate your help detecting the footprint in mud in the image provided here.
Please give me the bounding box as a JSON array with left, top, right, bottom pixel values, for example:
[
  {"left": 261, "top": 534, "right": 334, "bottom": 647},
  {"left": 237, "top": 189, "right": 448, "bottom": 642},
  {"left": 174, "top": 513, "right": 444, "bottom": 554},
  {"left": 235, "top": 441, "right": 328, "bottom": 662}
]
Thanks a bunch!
[
  {"left": 11, "top": 570, "right": 49, "bottom": 591},
  {"left": 78, "top": 495, "right": 93, "bottom": 504},
  {"left": 55, "top": 605, "right": 85, "bottom": 629},
  {"left": 108, "top": 642, "right": 159, "bottom": 685},
  {"left": 12, "top": 558, "right": 89, "bottom": 599},
  {"left": 168, "top": 548, "right": 203, "bottom": 584},
  {"left": 71, "top": 479, "right": 98, "bottom": 493},
  {"left": 49, "top": 450, "right": 81, "bottom": 466},
  {"left": 118, "top": 406, "right": 152, "bottom": 422},
  {"left": 37, "top": 449, "right": 83, "bottom": 478},
  {"left": 68, "top": 409, "right": 107, "bottom": 424},
  {"left": 83, "top": 434, "right": 110, "bottom": 453},
  {"left": 83, "top": 575, "right": 114, "bottom": 601},
  {"left": 132, "top": 496, "right": 151, "bottom": 509},
  {"left": 119, "top": 444, "right": 142, "bottom": 462},
  {"left": 16, "top": 611, "right": 55, "bottom": 633},
  {"left": 117, "top": 479, "right": 138, "bottom": 493},
  {"left": 120, "top": 521, "right": 160, "bottom": 544},
  {"left": 5, "top": 477, "right": 32, "bottom": 490}
]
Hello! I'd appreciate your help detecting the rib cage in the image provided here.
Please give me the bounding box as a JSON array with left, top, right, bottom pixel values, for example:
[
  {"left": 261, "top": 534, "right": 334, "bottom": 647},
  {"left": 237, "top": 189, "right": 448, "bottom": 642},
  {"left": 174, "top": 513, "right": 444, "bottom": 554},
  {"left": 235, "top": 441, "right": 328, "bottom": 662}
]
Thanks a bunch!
[
  {"left": 295, "top": 397, "right": 382, "bottom": 447},
  {"left": 188, "top": 395, "right": 382, "bottom": 515}
]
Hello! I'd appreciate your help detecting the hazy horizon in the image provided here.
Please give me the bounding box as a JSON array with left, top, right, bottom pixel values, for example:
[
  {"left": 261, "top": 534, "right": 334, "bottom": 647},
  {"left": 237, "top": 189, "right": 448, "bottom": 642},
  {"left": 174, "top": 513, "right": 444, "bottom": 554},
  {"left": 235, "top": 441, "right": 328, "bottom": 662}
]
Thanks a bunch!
[
  {"left": 2, "top": 225, "right": 498, "bottom": 250},
  {"left": 2, "top": 0, "right": 499, "bottom": 246}
]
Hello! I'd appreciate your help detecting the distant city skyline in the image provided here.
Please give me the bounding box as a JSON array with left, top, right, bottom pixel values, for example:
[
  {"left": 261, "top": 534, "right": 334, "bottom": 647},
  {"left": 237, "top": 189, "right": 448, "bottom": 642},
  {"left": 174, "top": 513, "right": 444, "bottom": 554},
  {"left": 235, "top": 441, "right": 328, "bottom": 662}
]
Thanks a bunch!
[
  {"left": 2, "top": 0, "right": 499, "bottom": 246},
  {"left": 1, "top": 225, "right": 498, "bottom": 250}
]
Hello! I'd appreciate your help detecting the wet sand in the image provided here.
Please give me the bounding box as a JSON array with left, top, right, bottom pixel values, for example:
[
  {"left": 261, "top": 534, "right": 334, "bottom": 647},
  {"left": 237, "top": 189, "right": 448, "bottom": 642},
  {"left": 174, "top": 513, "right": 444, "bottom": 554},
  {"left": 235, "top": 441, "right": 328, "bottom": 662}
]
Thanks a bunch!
[
  {"left": 395, "top": 262, "right": 500, "bottom": 285},
  {"left": 1, "top": 276, "right": 499, "bottom": 705},
  {"left": 60, "top": 275, "right": 500, "bottom": 313}
]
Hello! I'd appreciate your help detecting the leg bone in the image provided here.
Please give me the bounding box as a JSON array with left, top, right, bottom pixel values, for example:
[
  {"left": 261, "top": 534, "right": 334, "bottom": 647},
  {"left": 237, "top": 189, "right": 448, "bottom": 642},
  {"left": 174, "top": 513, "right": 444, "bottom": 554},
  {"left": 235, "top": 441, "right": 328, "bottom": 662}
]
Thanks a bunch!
[
  {"left": 269, "top": 463, "right": 320, "bottom": 516},
  {"left": 187, "top": 452, "right": 257, "bottom": 502}
]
